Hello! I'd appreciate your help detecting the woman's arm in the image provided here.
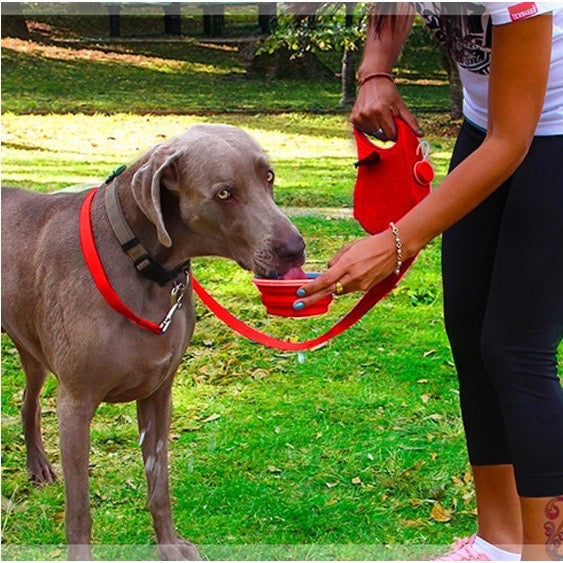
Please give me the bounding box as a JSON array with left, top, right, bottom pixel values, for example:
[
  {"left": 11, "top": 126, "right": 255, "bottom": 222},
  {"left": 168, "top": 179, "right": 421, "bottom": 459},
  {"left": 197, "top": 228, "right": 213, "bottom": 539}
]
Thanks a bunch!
[
  {"left": 296, "top": 14, "right": 553, "bottom": 307},
  {"left": 397, "top": 13, "right": 553, "bottom": 259},
  {"left": 351, "top": 4, "right": 422, "bottom": 139}
]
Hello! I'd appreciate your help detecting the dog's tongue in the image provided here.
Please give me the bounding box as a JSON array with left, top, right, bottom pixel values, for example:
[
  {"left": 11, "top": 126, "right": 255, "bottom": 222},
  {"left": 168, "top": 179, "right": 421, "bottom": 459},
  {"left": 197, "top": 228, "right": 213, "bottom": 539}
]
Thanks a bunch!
[{"left": 281, "top": 267, "right": 307, "bottom": 280}]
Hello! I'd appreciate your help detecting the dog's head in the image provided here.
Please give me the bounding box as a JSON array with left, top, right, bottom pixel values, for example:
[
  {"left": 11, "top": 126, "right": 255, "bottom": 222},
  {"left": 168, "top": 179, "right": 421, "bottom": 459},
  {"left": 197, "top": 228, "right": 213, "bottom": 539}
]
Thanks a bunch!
[{"left": 130, "top": 124, "right": 305, "bottom": 279}]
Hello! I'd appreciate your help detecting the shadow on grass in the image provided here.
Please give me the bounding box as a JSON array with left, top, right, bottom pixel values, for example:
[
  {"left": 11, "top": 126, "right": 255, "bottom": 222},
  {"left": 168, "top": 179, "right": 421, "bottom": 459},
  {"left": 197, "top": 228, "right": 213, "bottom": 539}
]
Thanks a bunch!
[{"left": 1, "top": 37, "right": 450, "bottom": 116}]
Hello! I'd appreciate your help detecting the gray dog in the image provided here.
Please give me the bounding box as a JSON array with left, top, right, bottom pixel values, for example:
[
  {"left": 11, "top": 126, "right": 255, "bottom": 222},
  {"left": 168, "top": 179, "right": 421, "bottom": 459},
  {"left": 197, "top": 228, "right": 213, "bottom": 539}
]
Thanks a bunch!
[{"left": 1, "top": 124, "right": 305, "bottom": 560}]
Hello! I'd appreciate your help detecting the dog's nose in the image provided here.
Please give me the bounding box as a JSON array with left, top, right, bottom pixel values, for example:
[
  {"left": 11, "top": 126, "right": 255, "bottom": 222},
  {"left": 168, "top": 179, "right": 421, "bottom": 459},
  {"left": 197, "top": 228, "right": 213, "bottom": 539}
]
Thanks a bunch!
[{"left": 273, "top": 233, "right": 306, "bottom": 263}]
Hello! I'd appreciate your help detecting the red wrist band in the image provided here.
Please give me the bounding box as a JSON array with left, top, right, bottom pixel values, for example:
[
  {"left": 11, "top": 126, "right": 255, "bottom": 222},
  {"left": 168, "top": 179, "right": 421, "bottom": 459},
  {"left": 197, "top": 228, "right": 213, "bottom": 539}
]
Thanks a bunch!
[{"left": 358, "top": 72, "right": 395, "bottom": 87}]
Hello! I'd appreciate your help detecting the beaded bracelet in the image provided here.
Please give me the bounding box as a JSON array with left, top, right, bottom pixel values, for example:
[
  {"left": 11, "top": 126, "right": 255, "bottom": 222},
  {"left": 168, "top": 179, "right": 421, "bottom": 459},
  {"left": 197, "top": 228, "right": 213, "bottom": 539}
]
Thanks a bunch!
[
  {"left": 388, "top": 222, "right": 403, "bottom": 276},
  {"left": 357, "top": 72, "right": 395, "bottom": 88}
]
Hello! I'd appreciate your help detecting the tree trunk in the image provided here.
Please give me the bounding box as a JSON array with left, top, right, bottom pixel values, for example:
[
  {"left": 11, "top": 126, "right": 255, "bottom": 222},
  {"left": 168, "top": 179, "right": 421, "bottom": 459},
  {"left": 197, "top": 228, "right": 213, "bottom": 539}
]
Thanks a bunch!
[
  {"left": 340, "top": 48, "right": 356, "bottom": 105},
  {"left": 340, "top": 3, "right": 357, "bottom": 106},
  {"left": 441, "top": 47, "right": 463, "bottom": 119},
  {"left": 247, "top": 45, "right": 334, "bottom": 80},
  {"left": 448, "top": 60, "right": 463, "bottom": 119},
  {"left": 1, "top": 2, "right": 30, "bottom": 39}
]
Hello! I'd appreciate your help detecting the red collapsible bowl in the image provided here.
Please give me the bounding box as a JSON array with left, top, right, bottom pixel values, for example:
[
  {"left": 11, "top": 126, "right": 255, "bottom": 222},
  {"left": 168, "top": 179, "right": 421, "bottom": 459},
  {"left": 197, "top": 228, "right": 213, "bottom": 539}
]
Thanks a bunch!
[{"left": 253, "top": 272, "right": 333, "bottom": 317}]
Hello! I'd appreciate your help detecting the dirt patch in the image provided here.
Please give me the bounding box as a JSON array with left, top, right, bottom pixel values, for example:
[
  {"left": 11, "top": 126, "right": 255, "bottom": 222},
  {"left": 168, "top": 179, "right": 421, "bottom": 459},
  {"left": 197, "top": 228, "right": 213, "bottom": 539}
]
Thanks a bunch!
[{"left": 418, "top": 112, "right": 463, "bottom": 137}]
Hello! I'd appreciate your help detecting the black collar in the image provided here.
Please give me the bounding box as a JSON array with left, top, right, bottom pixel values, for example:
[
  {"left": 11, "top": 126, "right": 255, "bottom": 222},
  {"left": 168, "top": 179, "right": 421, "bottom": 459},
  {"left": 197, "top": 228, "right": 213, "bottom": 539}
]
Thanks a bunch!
[{"left": 102, "top": 167, "right": 190, "bottom": 286}]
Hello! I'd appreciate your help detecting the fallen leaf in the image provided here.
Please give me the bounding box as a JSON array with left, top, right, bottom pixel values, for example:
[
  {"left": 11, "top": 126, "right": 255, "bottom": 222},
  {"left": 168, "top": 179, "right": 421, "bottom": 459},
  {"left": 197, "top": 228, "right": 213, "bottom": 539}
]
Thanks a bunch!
[
  {"left": 325, "top": 482, "right": 338, "bottom": 489},
  {"left": 351, "top": 476, "right": 362, "bottom": 485},
  {"left": 423, "top": 349, "right": 436, "bottom": 358},
  {"left": 421, "top": 393, "right": 433, "bottom": 404},
  {"left": 267, "top": 465, "right": 282, "bottom": 474},
  {"left": 430, "top": 502, "right": 452, "bottom": 523},
  {"left": 199, "top": 413, "right": 220, "bottom": 424},
  {"left": 452, "top": 475, "right": 464, "bottom": 487}
]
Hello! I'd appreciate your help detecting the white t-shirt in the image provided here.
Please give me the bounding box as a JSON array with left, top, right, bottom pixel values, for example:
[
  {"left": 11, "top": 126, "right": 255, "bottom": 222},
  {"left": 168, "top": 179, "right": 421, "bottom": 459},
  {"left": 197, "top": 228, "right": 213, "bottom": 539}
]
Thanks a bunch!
[{"left": 414, "top": 2, "right": 563, "bottom": 135}]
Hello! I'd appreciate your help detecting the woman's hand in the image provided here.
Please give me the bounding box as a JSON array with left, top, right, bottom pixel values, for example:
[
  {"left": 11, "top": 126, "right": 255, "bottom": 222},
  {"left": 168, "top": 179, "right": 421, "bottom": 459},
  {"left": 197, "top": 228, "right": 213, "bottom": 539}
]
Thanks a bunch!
[
  {"left": 293, "top": 230, "right": 398, "bottom": 310},
  {"left": 350, "top": 78, "right": 423, "bottom": 141}
]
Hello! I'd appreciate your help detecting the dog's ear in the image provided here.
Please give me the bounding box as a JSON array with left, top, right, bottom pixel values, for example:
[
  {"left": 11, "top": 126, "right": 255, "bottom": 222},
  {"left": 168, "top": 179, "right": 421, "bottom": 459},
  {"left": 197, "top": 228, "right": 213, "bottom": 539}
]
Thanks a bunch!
[{"left": 131, "top": 149, "right": 180, "bottom": 248}]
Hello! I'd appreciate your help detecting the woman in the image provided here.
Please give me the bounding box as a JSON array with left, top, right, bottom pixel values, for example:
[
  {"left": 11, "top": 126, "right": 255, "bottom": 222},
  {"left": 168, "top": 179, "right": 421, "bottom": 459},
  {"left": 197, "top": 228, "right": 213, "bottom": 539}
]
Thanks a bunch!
[{"left": 294, "top": 3, "right": 562, "bottom": 560}]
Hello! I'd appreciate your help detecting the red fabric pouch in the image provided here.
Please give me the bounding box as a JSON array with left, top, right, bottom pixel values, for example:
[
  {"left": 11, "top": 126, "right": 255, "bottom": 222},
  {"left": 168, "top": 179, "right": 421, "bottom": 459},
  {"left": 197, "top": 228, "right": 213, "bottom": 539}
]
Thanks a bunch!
[{"left": 353, "top": 117, "right": 433, "bottom": 235}]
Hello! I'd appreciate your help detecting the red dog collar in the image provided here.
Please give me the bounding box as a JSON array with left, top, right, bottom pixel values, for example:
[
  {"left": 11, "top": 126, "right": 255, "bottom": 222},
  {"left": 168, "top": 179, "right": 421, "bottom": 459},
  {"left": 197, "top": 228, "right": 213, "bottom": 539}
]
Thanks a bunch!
[{"left": 79, "top": 188, "right": 174, "bottom": 335}]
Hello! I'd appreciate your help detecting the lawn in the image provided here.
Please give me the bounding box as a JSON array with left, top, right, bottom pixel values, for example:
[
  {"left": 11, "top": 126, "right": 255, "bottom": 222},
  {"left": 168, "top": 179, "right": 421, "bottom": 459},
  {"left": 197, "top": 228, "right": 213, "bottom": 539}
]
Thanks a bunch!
[{"left": 2, "top": 14, "right": 482, "bottom": 561}]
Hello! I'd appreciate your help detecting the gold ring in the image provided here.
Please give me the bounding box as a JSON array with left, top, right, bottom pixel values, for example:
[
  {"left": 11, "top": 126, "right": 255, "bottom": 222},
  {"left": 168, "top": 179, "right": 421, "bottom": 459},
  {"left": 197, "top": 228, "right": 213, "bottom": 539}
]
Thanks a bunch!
[{"left": 334, "top": 281, "right": 344, "bottom": 296}]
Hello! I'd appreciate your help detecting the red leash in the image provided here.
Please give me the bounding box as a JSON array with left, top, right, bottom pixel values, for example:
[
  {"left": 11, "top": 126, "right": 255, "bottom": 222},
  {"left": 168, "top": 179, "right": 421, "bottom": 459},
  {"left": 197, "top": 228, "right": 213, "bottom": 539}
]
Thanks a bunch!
[{"left": 191, "top": 261, "right": 413, "bottom": 351}]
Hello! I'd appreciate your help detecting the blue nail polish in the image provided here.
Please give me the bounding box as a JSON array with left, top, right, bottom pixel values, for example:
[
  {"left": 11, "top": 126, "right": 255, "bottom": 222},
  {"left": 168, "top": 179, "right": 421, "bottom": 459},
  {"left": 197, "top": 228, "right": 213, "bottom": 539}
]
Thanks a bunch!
[
  {"left": 293, "top": 301, "right": 305, "bottom": 311},
  {"left": 296, "top": 288, "right": 306, "bottom": 297}
]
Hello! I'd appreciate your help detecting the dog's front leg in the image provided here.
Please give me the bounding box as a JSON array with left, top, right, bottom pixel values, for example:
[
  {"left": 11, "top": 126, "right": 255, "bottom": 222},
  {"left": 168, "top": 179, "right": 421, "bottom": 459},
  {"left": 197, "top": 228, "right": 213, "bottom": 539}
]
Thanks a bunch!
[
  {"left": 137, "top": 379, "right": 201, "bottom": 561},
  {"left": 57, "top": 388, "right": 97, "bottom": 560}
]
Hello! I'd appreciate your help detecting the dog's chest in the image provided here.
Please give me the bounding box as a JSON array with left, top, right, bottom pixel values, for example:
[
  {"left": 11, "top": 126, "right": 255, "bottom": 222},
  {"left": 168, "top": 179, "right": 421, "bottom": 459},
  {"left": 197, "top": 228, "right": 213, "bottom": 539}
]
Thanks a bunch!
[
  {"left": 58, "top": 305, "right": 195, "bottom": 403},
  {"left": 102, "top": 336, "right": 188, "bottom": 403}
]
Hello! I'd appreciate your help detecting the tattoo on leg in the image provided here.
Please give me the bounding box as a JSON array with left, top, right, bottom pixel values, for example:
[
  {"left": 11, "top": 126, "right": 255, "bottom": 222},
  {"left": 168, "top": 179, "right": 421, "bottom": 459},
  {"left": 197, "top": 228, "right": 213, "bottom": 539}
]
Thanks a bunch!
[{"left": 544, "top": 496, "right": 563, "bottom": 561}]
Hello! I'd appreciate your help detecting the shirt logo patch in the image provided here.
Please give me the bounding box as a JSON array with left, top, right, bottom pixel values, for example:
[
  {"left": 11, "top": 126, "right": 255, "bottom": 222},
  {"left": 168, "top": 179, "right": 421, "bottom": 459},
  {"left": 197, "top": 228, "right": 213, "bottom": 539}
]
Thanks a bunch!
[{"left": 508, "top": 2, "right": 539, "bottom": 21}]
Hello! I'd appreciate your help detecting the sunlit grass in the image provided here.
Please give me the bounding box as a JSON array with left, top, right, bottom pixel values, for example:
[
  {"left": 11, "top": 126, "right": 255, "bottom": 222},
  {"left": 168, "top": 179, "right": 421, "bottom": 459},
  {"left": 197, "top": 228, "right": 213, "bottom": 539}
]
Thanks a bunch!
[
  {"left": 0, "top": 26, "right": 472, "bottom": 558},
  {"left": 1, "top": 113, "right": 453, "bottom": 206}
]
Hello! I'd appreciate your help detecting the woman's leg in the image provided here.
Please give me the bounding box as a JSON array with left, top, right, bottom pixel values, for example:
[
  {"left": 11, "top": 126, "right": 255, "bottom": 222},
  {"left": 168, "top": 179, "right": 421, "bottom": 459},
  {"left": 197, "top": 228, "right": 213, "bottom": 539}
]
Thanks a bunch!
[
  {"left": 520, "top": 496, "right": 563, "bottom": 560},
  {"left": 480, "top": 133, "right": 563, "bottom": 560},
  {"left": 473, "top": 465, "right": 522, "bottom": 549},
  {"left": 442, "top": 121, "right": 524, "bottom": 550}
]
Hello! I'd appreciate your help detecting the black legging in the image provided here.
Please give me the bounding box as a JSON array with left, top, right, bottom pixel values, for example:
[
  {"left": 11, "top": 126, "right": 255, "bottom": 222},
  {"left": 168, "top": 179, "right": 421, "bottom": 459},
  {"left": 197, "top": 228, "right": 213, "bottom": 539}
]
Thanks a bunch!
[{"left": 442, "top": 120, "right": 563, "bottom": 498}]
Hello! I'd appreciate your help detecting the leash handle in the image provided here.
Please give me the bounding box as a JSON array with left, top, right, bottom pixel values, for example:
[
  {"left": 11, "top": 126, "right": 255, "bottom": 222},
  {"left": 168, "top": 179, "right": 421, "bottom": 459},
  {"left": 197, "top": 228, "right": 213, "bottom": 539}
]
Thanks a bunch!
[{"left": 191, "top": 260, "right": 414, "bottom": 352}]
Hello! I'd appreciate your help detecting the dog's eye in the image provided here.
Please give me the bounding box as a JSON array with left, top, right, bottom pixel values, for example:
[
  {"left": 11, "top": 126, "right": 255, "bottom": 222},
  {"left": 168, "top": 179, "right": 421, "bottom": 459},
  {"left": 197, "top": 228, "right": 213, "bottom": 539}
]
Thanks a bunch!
[
  {"left": 216, "top": 188, "right": 232, "bottom": 201},
  {"left": 266, "top": 170, "right": 275, "bottom": 184}
]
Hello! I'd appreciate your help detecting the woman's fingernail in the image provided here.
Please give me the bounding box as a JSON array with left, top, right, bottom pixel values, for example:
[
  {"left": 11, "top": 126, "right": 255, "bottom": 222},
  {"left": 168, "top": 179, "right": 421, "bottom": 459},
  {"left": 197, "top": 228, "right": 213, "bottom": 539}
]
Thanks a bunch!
[
  {"left": 296, "top": 288, "right": 306, "bottom": 297},
  {"left": 293, "top": 301, "right": 305, "bottom": 311}
]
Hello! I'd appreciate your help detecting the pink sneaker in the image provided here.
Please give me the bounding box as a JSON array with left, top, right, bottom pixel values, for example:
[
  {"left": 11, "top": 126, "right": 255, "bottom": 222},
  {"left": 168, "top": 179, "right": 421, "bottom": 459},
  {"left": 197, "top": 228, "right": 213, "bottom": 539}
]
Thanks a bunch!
[{"left": 434, "top": 535, "right": 491, "bottom": 561}]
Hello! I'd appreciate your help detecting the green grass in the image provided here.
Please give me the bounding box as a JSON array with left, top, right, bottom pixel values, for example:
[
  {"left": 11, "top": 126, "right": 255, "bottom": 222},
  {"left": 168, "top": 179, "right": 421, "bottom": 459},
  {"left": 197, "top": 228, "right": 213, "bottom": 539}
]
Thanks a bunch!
[
  {"left": 1, "top": 33, "right": 450, "bottom": 115},
  {"left": 1, "top": 221, "right": 475, "bottom": 560},
  {"left": 1, "top": 113, "right": 466, "bottom": 559},
  {"left": 2, "top": 22, "right": 475, "bottom": 560}
]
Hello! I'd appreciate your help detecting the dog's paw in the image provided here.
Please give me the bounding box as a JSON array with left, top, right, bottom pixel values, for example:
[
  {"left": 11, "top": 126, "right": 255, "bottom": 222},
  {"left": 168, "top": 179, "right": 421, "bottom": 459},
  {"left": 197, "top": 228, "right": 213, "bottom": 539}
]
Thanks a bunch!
[
  {"left": 159, "top": 537, "right": 201, "bottom": 561},
  {"left": 27, "top": 454, "right": 57, "bottom": 486}
]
